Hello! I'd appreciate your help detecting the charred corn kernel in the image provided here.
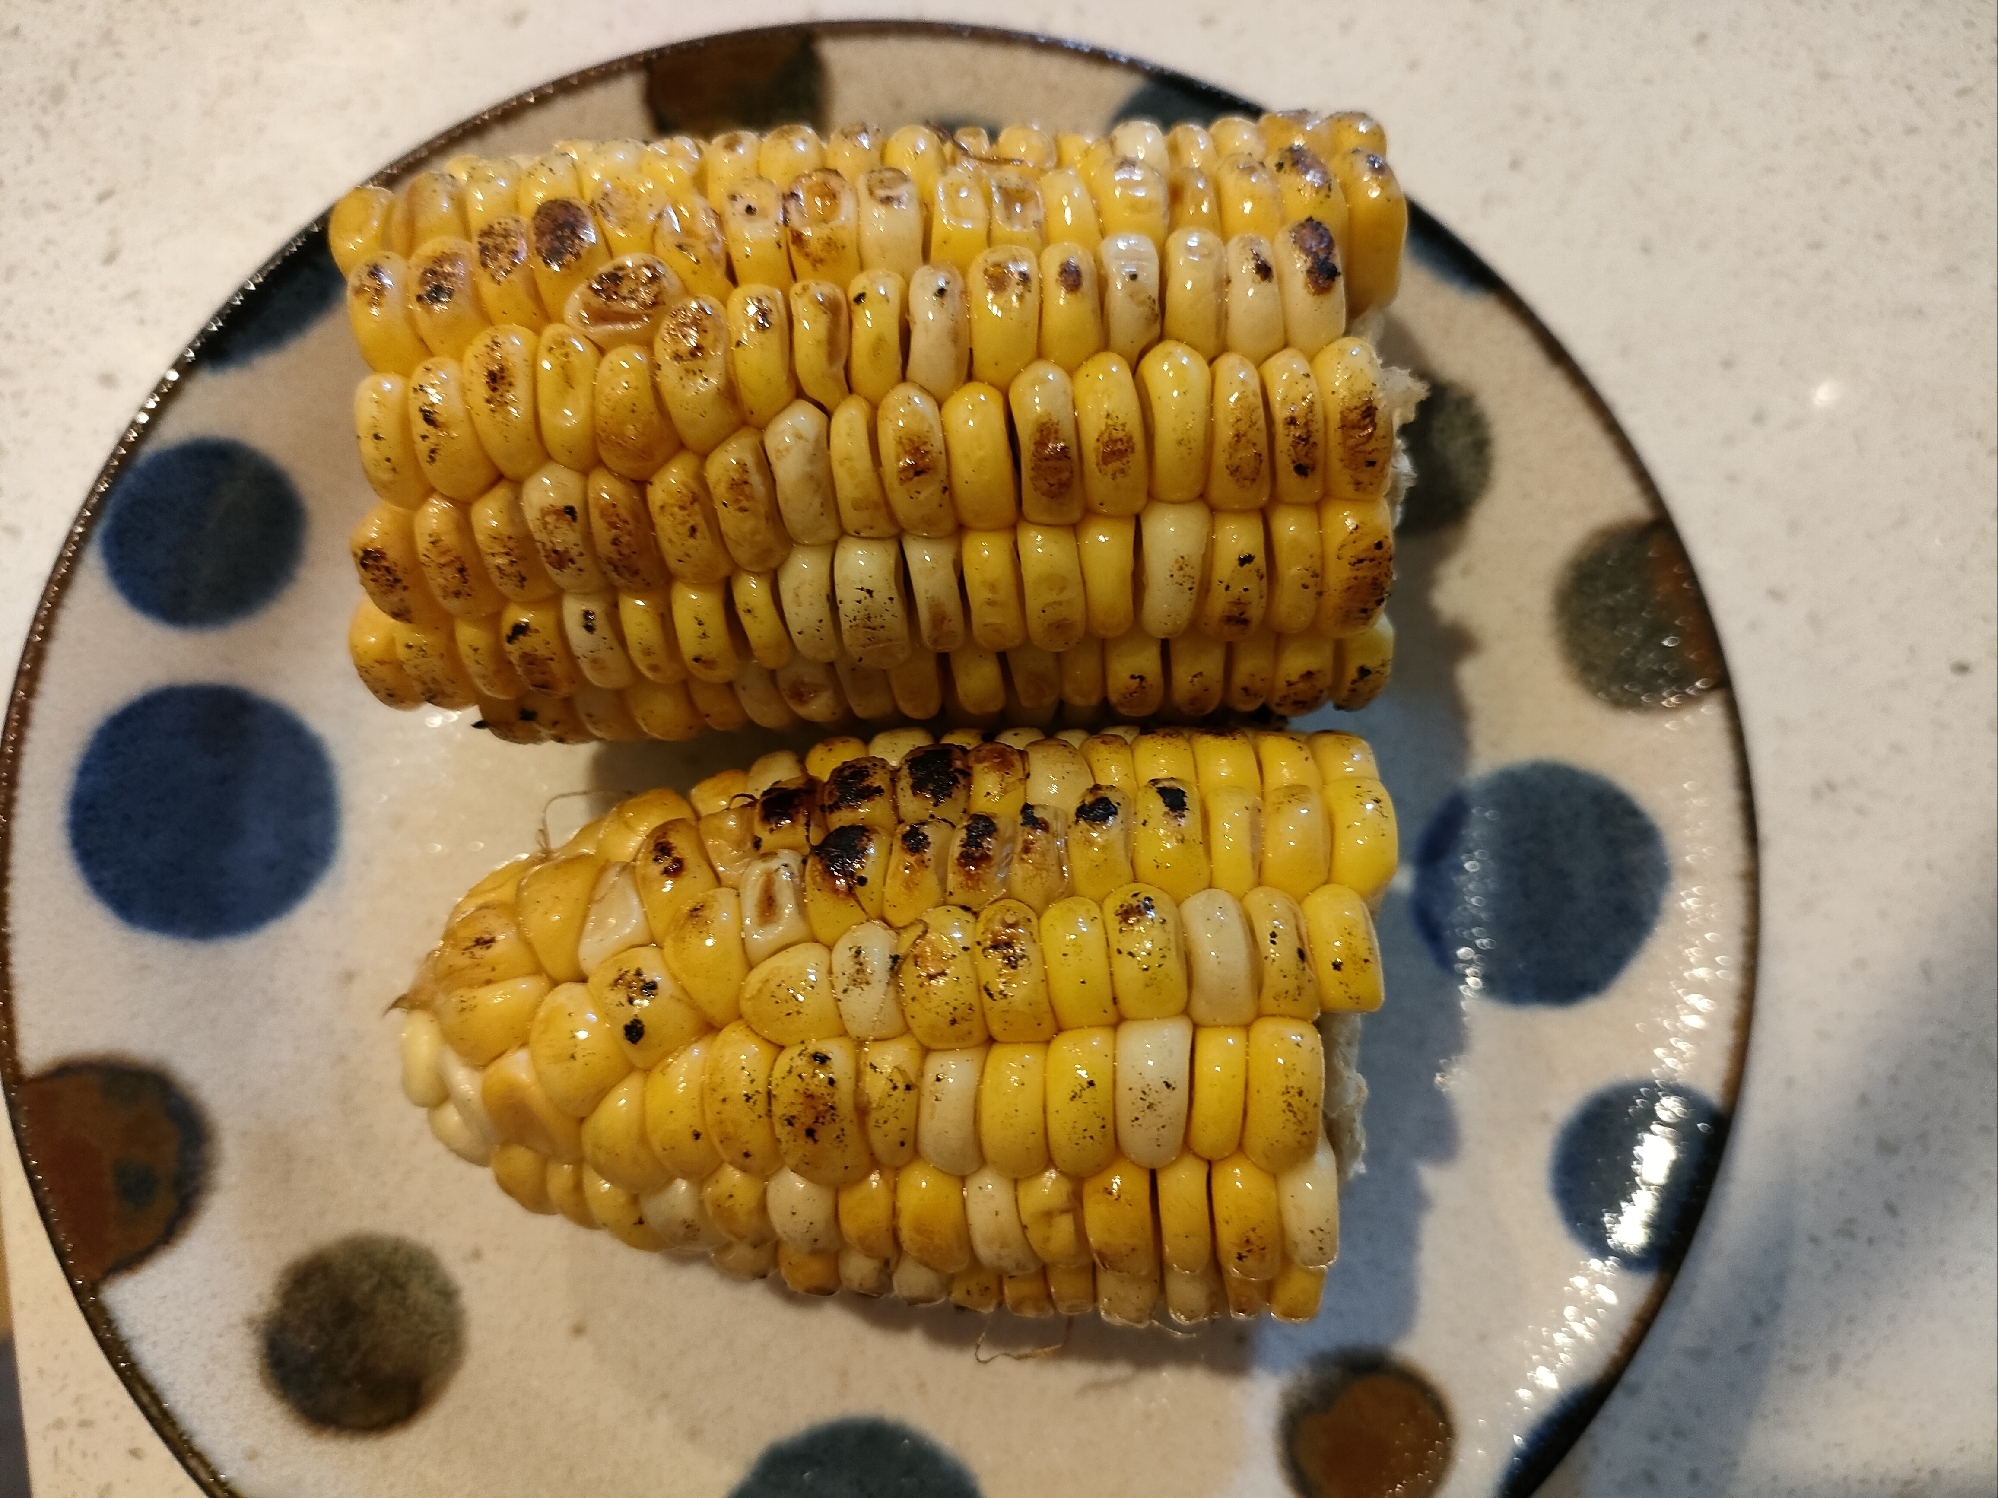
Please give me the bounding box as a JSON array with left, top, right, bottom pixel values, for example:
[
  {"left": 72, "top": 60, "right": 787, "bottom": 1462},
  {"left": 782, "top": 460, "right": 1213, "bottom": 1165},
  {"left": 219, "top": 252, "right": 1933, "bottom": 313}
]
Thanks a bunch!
[
  {"left": 519, "top": 463, "right": 608, "bottom": 592},
  {"left": 1114, "top": 1016, "right": 1192, "bottom": 1168},
  {"left": 1301, "top": 884, "right": 1383, "bottom": 1012},
  {"left": 880, "top": 819, "right": 947, "bottom": 928},
  {"left": 352, "top": 373, "right": 429, "bottom": 507},
  {"left": 896, "top": 1159, "right": 971, "bottom": 1273},
  {"left": 893, "top": 742, "right": 970, "bottom": 824},
  {"left": 876, "top": 385, "right": 957, "bottom": 537},
  {"left": 992, "top": 124, "right": 1053, "bottom": 171},
  {"left": 528, "top": 198, "right": 610, "bottom": 315},
  {"left": 407, "top": 357, "right": 501, "bottom": 501},
  {"left": 697, "top": 135, "right": 755, "bottom": 211},
  {"left": 725, "top": 285, "right": 796, "bottom": 429},
  {"left": 1242, "top": 885, "right": 1318, "bottom": 1020},
  {"left": 1212, "top": 1152, "right": 1282, "bottom": 1281},
  {"left": 945, "top": 813, "right": 1014, "bottom": 911},
  {"left": 565, "top": 253, "right": 680, "bottom": 351},
  {"left": 904, "top": 264, "right": 970, "bottom": 404},
  {"left": 1273, "top": 218, "right": 1347, "bottom": 359},
  {"left": 654, "top": 197, "right": 734, "bottom": 304},
  {"left": 347, "top": 253, "right": 430, "bottom": 376},
  {"left": 972, "top": 900, "right": 1057, "bottom": 1041},
  {"left": 1332, "top": 612, "right": 1394, "bottom": 710},
  {"left": 412, "top": 496, "right": 502, "bottom": 617},
  {"left": 407, "top": 239, "right": 487, "bottom": 360},
  {"left": 1279, "top": 1131, "right": 1340, "bottom": 1269},
  {"left": 1323, "top": 773, "right": 1397, "bottom": 907},
  {"left": 393, "top": 615, "right": 480, "bottom": 708},
  {"left": 1074, "top": 353, "right": 1148, "bottom": 517},
  {"left": 1328, "top": 148, "right": 1405, "bottom": 318},
  {"left": 654, "top": 295, "right": 743, "bottom": 455},
  {"left": 589, "top": 947, "right": 704, "bottom": 1069},
  {"left": 644, "top": 451, "right": 732, "bottom": 585},
  {"left": 1108, "top": 120, "right": 1168, "bottom": 174},
  {"left": 1138, "top": 500, "right": 1209, "bottom": 640},
  {"left": 986, "top": 168, "right": 1045, "bottom": 255},
  {"left": 705, "top": 428, "right": 791, "bottom": 572},
  {"left": 1243, "top": 1016, "right": 1322, "bottom": 1174},
  {"left": 1315, "top": 337, "right": 1394, "bottom": 503},
  {"left": 769, "top": 1037, "right": 871, "bottom": 1186},
  {"left": 1133, "top": 779, "right": 1209, "bottom": 902},
  {"left": 471, "top": 216, "right": 548, "bottom": 328},
  {"left": 1202, "top": 354, "right": 1272, "bottom": 515},
  {"left": 1063, "top": 787, "right": 1132, "bottom": 902},
  {"left": 1273, "top": 618, "right": 1343, "bottom": 710},
  {"left": 1103, "top": 882, "right": 1188, "bottom": 1019},
  {"left": 804, "top": 824, "right": 887, "bottom": 942},
  {"left": 781, "top": 169, "right": 860, "bottom": 289},
  {"left": 586, "top": 471, "right": 669, "bottom": 594},
  {"left": 1260, "top": 351, "right": 1326, "bottom": 511},
  {"left": 1098, "top": 234, "right": 1162, "bottom": 367},
  {"left": 1223, "top": 234, "right": 1286, "bottom": 365},
  {"left": 857, "top": 168, "right": 923, "bottom": 279},
  {"left": 1076, "top": 515, "right": 1137, "bottom": 637}
]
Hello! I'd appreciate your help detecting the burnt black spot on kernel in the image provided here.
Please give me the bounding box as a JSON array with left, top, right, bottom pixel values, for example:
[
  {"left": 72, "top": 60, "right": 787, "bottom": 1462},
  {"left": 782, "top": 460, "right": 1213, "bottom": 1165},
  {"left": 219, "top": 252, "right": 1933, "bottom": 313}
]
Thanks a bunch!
[
  {"left": 955, "top": 814, "right": 999, "bottom": 871},
  {"left": 815, "top": 824, "right": 875, "bottom": 892},
  {"left": 263, "top": 1235, "right": 462, "bottom": 1433},
  {"left": 1020, "top": 805, "right": 1049, "bottom": 833},
  {"left": 1075, "top": 795, "right": 1119, "bottom": 826},
  {"left": 1250, "top": 247, "right": 1274, "bottom": 283},
  {"left": 823, "top": 758, "right": 889, "bottom": 816},
  {"left": 530, "top": 199, "right": 596, "bottom": 271},
  {"left": 759, "top": 782, "right": 813, "bottom": 830},
  {"left": 1154, "top": 784, "right": 1189, "bottom": 816},
  {"left": 900, "top": 822, "right": 933, "bottom": 855},
  {"left": 623, "top": 1017, "right": 646, "bottom": 1044},
  {"left": 1058, "top": 256, "right": 1084, "bottom": 293},
  {"left": 505, "top": 621, "right": 531, "bottom": 643},
  {"left": 1289, "top": 218, "right": 1341, "bottom": 294},
  {"left": 904, "top": 745, "right": 969, "bottom": 807}
]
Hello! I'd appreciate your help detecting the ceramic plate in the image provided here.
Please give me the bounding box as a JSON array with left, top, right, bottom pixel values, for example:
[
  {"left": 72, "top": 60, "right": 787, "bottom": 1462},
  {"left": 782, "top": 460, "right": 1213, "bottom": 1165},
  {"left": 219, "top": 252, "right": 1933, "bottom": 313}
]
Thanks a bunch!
[{"left": 0, "top": 24, "right": 1754, "bottom": 1498}]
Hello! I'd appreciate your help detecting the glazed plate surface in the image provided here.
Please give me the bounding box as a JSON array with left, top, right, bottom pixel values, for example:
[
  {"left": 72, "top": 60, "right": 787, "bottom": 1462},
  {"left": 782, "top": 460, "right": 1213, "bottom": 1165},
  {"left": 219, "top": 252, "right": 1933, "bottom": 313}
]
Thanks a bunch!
[{"left": 0, "top": 25, "right": 1753, "bottom": 1498}]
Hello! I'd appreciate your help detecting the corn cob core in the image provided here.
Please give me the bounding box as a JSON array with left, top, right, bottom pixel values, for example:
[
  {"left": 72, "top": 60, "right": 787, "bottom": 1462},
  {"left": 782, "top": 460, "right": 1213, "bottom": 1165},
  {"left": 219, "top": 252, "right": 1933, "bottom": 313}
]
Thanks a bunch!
[
  {"left": 398, "top": 724, "right": 1392, "bottom": 1325},
  {"left": 332, "top": 115, "right": 1418, "bottom": 742}
]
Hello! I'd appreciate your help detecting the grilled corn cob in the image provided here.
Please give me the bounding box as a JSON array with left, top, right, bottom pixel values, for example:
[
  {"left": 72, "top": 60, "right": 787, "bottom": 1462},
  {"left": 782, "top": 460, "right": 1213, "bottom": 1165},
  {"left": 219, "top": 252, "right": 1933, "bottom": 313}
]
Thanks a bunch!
[
  {"left": 396, "top": 725, "right": 1388, "bottom": 1324},
  {"left": 332, "top": 117, "right": 1420, "bottom": 740}
]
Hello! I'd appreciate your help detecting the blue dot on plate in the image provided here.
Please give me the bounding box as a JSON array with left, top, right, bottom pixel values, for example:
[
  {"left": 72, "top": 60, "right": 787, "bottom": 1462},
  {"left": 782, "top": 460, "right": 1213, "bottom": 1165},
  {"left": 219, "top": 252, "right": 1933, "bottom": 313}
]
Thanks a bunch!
[
  {"left": 201, "top": 237, "right": 346, "bottom": 370},
  {"left": 100, "top": 437, "right": 303, "bottom": 628},
  {"left": 1412, "top": 761, "right": 1668, "bottom": 1005},
  {"left": 1552, "top": 1080, "right": 1725, "bottom": 1271},
  {"left": 731, "top": 1416, "right": 980, "bottom": 1498},
  {"left": 69, "top": 685, "right": 337, "bottom": 939}
]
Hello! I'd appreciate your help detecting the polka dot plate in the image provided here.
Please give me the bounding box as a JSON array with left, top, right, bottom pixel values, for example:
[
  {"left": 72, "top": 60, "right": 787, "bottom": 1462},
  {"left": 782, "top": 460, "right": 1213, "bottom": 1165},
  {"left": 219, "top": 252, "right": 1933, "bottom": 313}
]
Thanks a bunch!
[{"left": 0, "top": 24, "right": 1755, "bottom": 1498}]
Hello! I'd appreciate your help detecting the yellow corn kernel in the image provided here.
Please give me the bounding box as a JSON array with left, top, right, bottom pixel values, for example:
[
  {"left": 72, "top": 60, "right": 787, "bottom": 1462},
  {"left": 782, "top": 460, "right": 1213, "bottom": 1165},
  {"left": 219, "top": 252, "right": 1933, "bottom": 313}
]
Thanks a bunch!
[
  {"left": 1216, "top": 153, "right": 1283, "bottom": 242},
  {"left": 582, "top": 1071, "right": 673, "bottom": 1195},
  {"left": 1187, "top": 1024, "right": 1249, "bottom": 1161},
  {"left": 1328, "top": 146, "right": 1405, "bottom": 318},
  {"left": 593, "top": 347, "right": 680, "bottom": 482},
  {"left": 986, "top": 166, "right": 1046, "bottom": 254},
  {"left": 876, "top": 383, "right": 957, "bottom": 538},
  {"left": 351, "top": 373, "right": 429, "bottom": 508},
  {"left": 406, "top": 357, "right": 500, "bottom": 501},
  {"left": 1017, "top": 1168, "right": 1092, "bottom": 1269},
  {"left": 587, "top": 946, "right": 704, "bottom": 1069},
  {"left": 971, "top": 899, "right": 1057, "bottom": 1041},
  {"left": 700, "top": 1020, "right": 782, "bottom": 1175},
  {"left": 514, "top": 853, "right": 599, "bottom": 982},
  {"left": 653, "top": 295, "right": 744, "bottom": 456},
  {"left": 1273, "top": 217, "right": 1347, "bottom": 359},
  {"left": 779, "top": 286, "right": 849, "bottom": 412},
  {"left": 346, "top": 253, "right": 429, "bottom": 376},
  {"left": 857, "top": 167, "right": 923, "bottom": 278},
  {"left": 1081, "top": 1154, "right": 1154, "bottom": 1275},
  {"left": 768, "top": 1035, "right": 871, "bottom": 1186},
  {"left": 1323, "top": 773, "right": 1397, "bottom": 907},
  {"left": 1043, "top": 1024, "right": 1117, "bottom": 1179},
  {"left": 896, "top": 905, "right": 986, "bottom": 1048},
  {"left": 434, "top": 972, "right": 550, "bottom": 1067},
  {"left": 1242, "top": 885, "right": 1318, "bottom": 1020},
  {"left": 976, "top": 1042, "right": 1050, "bottom": 1179},
  {"left": 1333, "top": 612, "right": 1394, "bottom": 710},
  {"left": 330, "top": 186, "right": 396, "bottom": 275},
  {"left": 1102, "top": 882, "right": 1188, "bottom": 1019},
  {"left": 836, "top": 1166, "right": 897, "bottom": 1258},
  {"left": 483, "top": 1047, "right": 584, "bottom": 1161},
  {"left": 928, "top": 166, "right": 990, "bottom": 273},
  {"left": 1137, "top": 498, "right": 1209, "bottom": 640},
  {"left": 859, "top": 1033, "right": 923, "bottom": 1166},
  {"left": 651, "top": 885, "right": 748, "bottom": 1026},
  {"left": 1203, "top": 353, "right": 1271, "bottom": 514},
  {"left": 1131, "top": 341, "right": 1208, "bottom": 505},
  {"left": 529, "top": 325, "right": 598, "bottom": 474},
  {"left": 1212, "top": 1152, "right": 1282, "bottom": 1281},
  {"left": 1242, "top": 1015, "right": 1323, "bottom": 1174},
  {"left": 1114, "top": 1015, "right": 1192, "bottom": 1167},
  {"left": 725, "top": 285, "right": 796, "bottom": 429},
  {"left": 1155, "top": 1152, "right": 1212, "bottom": 1274},
  {"left": 824, "top": 123, "right": 882, "bottom": 184},
  {"left": 1033, "top": 896, "right": 1115, "bottom": 1030},
  {"left": 704, "top": 427, "right": 790, "bottom": 572},
  {"left": 905, "top": 264, "right": 970, "bottom": 404},
  {"left": 1073, "top": 352, "right": 1148, "bottom": 516},
  {"left": 528, "top": 197, "right": 610, "bottom": 315},
  {"left": 491, "top": 1142, "right": 556, "bottom": 1215},
  {"left": 1167, "top": 166, "right": 1221, "bottom": 238},
  {"left": 720, "top": 178, "right": 791, "bottom": 290},
  {"left": 527, "top": 980, "right": 631, "bottom": 1118},
  {"left": 701, "top": 1160, "right": 776, "bottom": 1246},
  {"left": 1099, "top": 233, "right": 1162, "bottom": 366},
  {"left": 1161, "top": 228, "right": 1227, "bottom": 360},
  {"left": 739, "top": 942, "right": 843, "bottom": 1044},
  {"left": 971, "top": 246, "right": 1046, "bottom": 389},
  {"left": 1131, "top": 779, "right": 1209, "bottom": 903},
  {"left": 1260, "top": 782, "right": 1333, "bottom": 902},
  {"left": 1301, "top": 883, "right": 1383, "bottom": 1012},
  {"left": 896, "top": 1159, "right": 971, "bottom": 1273},
  {"left": 1076, "top": 515, "right": 1137, "bottom": 638},
  {"left": 781, "top": 168, "right": 860, "bottom": 288},
  {"left": 942, "top": 384, "right": 1018, "bottom": 529},
  {"left": 406, "top": 238, "right": 487, "bottom": 360}
]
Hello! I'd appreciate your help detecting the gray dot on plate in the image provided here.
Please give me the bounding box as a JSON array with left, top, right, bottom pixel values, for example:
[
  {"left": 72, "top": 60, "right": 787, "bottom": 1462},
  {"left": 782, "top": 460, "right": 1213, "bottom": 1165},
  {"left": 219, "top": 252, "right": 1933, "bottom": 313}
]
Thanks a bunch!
[
  {"left": 262, "top": 1234, "right": 462, "bottom": 1432},
  {"left": 1557, "top": 519, "right": 1726, "bottom": 709},
  {"left": 1396, "top": 377, "right": 1492, "bottom": 533}
]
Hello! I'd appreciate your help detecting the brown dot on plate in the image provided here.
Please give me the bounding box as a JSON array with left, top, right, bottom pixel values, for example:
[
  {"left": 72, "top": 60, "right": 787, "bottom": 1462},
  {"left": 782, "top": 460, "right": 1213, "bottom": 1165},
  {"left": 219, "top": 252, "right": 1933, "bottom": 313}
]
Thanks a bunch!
[
  {"left": 1556, "top": 519, "right": 1725, "bottom": 710},
  {"left": 262, "top": 1234, "right": 463, "bottom": 1432},
  {"left": 17, "top": 1060, "right": 208, "bottom": 1283},
  {"left": 1280, "top": 1353, "right": 1453, "bottom": 1498},
  {"left": 646, "top": 29, "right": 824, "bottom": 136}
]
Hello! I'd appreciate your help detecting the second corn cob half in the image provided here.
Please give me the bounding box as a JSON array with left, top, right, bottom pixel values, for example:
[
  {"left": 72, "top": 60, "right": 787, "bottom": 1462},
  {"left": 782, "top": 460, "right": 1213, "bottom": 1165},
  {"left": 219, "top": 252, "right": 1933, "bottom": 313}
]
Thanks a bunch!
[
  {"left": 396, "top": 723, "right": 1391, "bottom": 1324},
  {"left": 332, "top": 114, "right": 1421, "bottom": 742}
]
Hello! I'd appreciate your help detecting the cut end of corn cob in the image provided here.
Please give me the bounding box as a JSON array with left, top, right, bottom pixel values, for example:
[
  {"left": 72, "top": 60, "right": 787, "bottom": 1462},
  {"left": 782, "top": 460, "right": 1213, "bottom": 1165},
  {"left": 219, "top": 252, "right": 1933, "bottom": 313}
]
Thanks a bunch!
[
  {"left": 333, "top": 115, "right": 1419, "bottom": 740},
  {"left": 396, "top": 724, "right": 1393, "bottom": 1325}
]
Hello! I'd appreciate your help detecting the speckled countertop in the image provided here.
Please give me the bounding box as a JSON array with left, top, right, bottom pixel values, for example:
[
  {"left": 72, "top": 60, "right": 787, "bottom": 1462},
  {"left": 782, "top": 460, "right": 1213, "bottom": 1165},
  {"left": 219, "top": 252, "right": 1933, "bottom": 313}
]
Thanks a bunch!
[{"left": 1, "top": 2, "right": 1992, "bottom": 1493}]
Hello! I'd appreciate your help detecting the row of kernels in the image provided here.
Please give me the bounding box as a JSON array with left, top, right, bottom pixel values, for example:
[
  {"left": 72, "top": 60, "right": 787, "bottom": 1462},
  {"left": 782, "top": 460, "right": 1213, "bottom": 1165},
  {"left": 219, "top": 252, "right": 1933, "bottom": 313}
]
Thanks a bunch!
[
  {"left": 350, "top": 281, "right": 1394, "bottom": 532},
  {"left": 330, "top": 119, "right": 1399, "bottom": 339}
]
